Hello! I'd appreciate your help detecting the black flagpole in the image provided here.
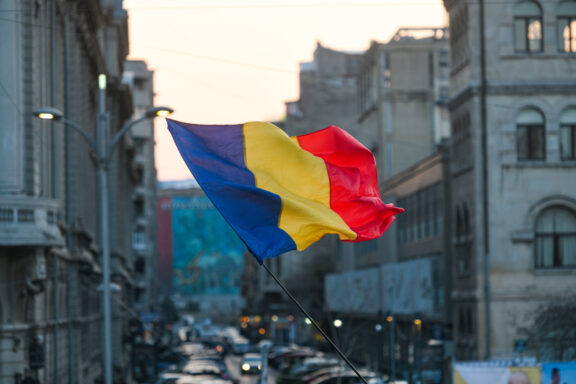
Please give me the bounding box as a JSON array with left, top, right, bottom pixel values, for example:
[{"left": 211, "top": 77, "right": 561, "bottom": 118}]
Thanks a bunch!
[{"left": 261, "top": 262, "right": 369, "bottom": 384}]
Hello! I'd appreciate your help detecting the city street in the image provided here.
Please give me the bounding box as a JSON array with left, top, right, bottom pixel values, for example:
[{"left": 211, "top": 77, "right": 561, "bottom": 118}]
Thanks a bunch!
[{"left": 2, "top": 0, "right": 576, "bottom": 383}]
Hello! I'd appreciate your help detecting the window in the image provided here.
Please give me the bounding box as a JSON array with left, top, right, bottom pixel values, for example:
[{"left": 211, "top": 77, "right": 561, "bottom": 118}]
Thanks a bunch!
[
  {"left": 463, "top": 204, "right": 470, "bottom": 236},
  {"left": 397, "top": 183, "right": 442, "bottom": 245},
  {"left": 456, "top": 206, "right": 463, "bottom": 238},
  {"left": 557, "top": 1, "right": 576, "bottom": 52},
  {"left": 560, "top": 108, "right": 576, "bottom": 160},
  {"left": 515, "top": 0, "right": 543, "bottom": 52},
  {"left": 535, "top": 207, "right": 576, "bottom": 268},
  {"left": 517, "top": 108, "right": 545, "bottom": 160}
]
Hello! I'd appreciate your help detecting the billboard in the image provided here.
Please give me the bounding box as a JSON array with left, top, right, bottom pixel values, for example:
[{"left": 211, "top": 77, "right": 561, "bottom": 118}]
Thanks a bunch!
[
  {"left": 157, "top": 193, "right": 247, "bottom": 311},
  {"left": 541, "top": 362, "right": 576, "bottom": 384},
  {"left": 325, "top": 256, "right": 440, "bottom": 316},
  {"left": 453, "top": 364, "right": 541, "bottom": 384},
  {"left": 325, "top": 268, "right": 380, "bottom": 313},
  {"left": 171, "top": 196, "right": 245, "bottom": 295}
]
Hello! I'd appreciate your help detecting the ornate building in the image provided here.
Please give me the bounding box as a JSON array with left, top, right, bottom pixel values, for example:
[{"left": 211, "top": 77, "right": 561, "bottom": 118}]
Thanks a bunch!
[
  {"left": 444, "top": 0, "right": 576, "bottom": 361},
  {"left": 0, "top": 0, "right": 140, "bottom": 383}
]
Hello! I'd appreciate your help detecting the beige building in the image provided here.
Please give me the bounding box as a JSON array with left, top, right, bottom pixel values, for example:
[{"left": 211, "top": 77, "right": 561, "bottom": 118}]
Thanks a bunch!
[
  {"left": 444, "top": 0, "right": 576, "bottom": 362},
  {"left": 358, "top": 27, "right": 451, "bottom": 181},
  {"left": 285, "top": 42, "right": 363, "bottom": 137}
]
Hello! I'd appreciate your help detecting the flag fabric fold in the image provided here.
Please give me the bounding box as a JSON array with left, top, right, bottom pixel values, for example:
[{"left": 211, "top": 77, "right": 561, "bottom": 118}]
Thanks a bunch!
[{"left": 167, "top": 119, "right": 404, "bottom": 264}]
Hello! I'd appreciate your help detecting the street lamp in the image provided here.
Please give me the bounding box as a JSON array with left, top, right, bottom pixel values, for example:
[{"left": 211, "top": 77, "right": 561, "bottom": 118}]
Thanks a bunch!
[
  {"left": 33, "top": 77, "right": 173, "bottom": 384},
  {"left": 413, "top": 316, "right": 423, "bottom": 384},
  {"left": 374, "top": 323, "right": 383, "bottom": 374},
  {"left": 387, "top": 313, "right": 395, "bottom": 381}
]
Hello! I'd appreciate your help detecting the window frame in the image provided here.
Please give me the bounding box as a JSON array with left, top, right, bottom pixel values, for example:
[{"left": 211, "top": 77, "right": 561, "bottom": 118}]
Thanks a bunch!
[
  {"left": 558, "top": 16, "right": 576, "bottom": 52},
  {"left": 514, "top": 0, "right": 544, "bottom": 53},
  {"left": 560, "top": 124, "right": 576, "bottom": 160},
  {"left": 534, "top": 207, "right": 576, "bottom": 269},
  {"left": 517, "top": 123, "right": 546, "bottom": 160},
  {"left": 557, "top": 0, "right": 576, "bottom": 52},
  {"left": 516, "top": 108, "right": 546, "bottom": 161}
]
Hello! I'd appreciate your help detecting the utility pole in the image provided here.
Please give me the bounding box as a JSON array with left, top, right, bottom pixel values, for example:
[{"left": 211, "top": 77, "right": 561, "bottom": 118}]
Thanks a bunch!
[
  {"left": 97, "top": 73, "right": 113, "bottom": 384},
  {"left": 34, "top": 89, "right": 173, "bottom": 384}
]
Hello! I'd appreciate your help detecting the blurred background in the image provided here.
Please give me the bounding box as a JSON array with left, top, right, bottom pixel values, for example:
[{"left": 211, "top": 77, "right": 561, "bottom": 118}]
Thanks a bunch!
[{"left": 1, "top": 0, "right": 576, "bottom": 384}]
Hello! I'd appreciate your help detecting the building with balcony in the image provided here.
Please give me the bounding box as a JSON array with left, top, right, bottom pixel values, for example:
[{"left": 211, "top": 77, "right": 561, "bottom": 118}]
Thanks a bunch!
[
  {"left": 0, "top": 0, "right": 136, "bottom": 383},
  {"left": 123, "top": 60, "right": 159, "bottom": 314}
]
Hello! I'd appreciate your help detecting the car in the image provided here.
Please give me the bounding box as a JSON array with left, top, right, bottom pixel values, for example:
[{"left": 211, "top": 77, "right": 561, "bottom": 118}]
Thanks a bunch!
[
  {"left": 240, "top": 353, "right": 263, "bottom": 375},
  {"left": 308, "top": 370, "right": 384, "bottom": 384},
  {"left": 276, "top": 356, "right": 340, "bottom": 384},
  {"left": 155, "top": 372, "right": 186, "bottom": 384}
]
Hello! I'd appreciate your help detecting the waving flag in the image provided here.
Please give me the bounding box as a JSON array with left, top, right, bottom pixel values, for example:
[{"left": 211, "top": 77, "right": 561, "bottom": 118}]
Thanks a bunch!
[{"left": 167, "top": 119, "right": 404, "bottom": 264}]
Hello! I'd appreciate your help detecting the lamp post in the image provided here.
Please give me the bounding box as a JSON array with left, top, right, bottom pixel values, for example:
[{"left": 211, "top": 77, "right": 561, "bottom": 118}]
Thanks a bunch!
[
  {"left": 387, "top": 313, "right": 395, "bottom": 382},
  {"left": 413, "top": 317, "right": 422, "bottom": 384},
  {"left": 374, "top": 322, "right": 383, "bottom": 374},
  {"left": 33, "top": 75, "right": 173, "bottom": 384}
]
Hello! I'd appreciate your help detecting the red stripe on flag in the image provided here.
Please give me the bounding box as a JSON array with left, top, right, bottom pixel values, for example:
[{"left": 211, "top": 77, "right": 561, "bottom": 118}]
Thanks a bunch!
[{"left": 296, "top": 126, "right": 404, "bottom": 241}]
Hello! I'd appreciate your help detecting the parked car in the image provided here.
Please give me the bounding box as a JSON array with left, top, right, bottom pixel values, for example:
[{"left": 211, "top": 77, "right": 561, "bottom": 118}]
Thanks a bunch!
[{"left": 240, "top": 353, "right": 263, "bottom": 375}]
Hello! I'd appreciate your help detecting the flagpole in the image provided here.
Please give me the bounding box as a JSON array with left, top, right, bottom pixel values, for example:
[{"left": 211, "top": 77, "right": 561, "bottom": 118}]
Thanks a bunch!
[{"left": 261, "top": 263, "right": 369, "bottom": 384}]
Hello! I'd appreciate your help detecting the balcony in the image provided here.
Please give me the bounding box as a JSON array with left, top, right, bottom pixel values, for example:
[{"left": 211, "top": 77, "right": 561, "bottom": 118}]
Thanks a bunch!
[
  {"left": 0, "top": 196, "right": 64, "bottom": 246},
  {"left": 132, "top": 231, "right": 149, "bottom": 253},
  {"left": 132, "top": 185, "right": 149, "bottom": 199}
]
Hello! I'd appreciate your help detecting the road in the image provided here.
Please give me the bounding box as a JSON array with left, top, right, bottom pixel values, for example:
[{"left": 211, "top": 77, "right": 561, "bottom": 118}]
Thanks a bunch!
[{"left": 226, "top": 354, "right": 277, "bottom": 384}]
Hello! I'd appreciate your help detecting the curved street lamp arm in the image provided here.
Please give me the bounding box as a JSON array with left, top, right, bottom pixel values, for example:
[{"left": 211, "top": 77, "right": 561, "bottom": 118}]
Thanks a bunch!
[
  {"left": 61, "top": 117, "right": 97, "bottom": 153},
  {"left": 108, "top": 115, "right": 148, "bottom": 157}
]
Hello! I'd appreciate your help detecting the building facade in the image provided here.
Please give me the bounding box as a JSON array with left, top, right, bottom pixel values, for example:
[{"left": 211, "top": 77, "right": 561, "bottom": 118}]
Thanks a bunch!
[
  {"left": 444, "top": 0, "right": 576, "bottom": 362},
  {"left": 326, "top": 147, "right": 452, "bottom": 383},
  {"left": 123, "top": 60, "right": 159, "bottom": 314},
  {"left": 357, "top": 27, "right": 451, "bottom": 181},
  {"left": 284, "top": 42, "right": 363, "bottom": 137},
  {"left": 277, "top": 43, "right": 366, "bottom": 340},
  {"left": 0, "top": 0, "right": 140, "bottom": 383}
]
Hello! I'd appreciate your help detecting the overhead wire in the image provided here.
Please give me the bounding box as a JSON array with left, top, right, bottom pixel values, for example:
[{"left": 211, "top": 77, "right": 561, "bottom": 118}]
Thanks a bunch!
[
  {"left": 0, "top": 78, "right": 22, "bottom": 115},
  {"left": 133, "top": 44, "right": 297, "bottom": 74}
]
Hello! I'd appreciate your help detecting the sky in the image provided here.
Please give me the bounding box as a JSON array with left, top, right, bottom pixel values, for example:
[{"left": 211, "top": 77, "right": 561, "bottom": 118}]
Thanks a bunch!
[{"left": 124, "top": 0, "right": 447, "bottom": 181}]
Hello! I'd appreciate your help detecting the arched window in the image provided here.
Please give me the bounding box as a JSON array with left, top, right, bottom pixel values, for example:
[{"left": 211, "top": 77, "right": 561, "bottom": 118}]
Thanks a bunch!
[
  {"left": 515, "top": 0, "right": 544, "bottom": 52},
  {"left": 560, "top": 107, "right": 576, "bottom": 160},
  {"left": 517, "top": 108, "right": 545, "bottom": 160},
  {"left": 535, "top": 206, "right": 576, "bottom": 268},
  {"left": 557, "top": 0, "right": 576, "bottom": 52}
]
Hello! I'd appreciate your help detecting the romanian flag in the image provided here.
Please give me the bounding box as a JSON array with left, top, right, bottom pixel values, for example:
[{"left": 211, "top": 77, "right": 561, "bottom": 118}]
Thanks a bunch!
[{"left": 167, "top": 119, "right": 404, "bottom": 264}]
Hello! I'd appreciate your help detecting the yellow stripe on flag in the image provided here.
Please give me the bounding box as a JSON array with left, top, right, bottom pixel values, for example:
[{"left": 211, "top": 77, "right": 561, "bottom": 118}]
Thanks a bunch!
[{"left": 242, "top": 122, "right": 356, "bottom": 249}]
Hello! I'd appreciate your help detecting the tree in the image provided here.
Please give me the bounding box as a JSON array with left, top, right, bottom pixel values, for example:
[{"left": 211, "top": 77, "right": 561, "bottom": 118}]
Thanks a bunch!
[{"left": 520, "top": 298, "right": 576, "bottom": 362}]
